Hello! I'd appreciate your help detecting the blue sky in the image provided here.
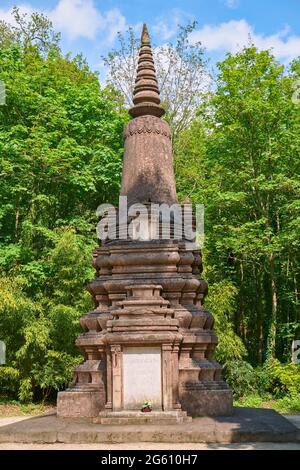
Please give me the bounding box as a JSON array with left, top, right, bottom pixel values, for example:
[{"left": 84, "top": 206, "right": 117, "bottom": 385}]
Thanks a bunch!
[{"left": 1, "top": 0, "right": 300, "bottom": 80}]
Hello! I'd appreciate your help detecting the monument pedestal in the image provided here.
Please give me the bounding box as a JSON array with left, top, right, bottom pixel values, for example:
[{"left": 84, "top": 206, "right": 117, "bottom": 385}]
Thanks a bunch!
[
  {"left": 95, "top": 284, "right": 184, "bottom": 415},
  {"left": 57, "top": 248, "right": 233, "bottom": 419}
]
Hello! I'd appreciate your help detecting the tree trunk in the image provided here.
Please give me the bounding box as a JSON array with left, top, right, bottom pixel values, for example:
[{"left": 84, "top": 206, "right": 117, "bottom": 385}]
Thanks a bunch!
[
  {"left": 254, "top": 264, "right": 264, "bottom": 364},
  {"left": 267, "top": 253, "right": 278, "bottom": 358}
]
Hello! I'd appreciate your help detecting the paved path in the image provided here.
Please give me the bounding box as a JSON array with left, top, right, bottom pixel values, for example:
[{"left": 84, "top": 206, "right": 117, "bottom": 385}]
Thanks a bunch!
[
  {"left": 0, "top": 416, "right": 31, "bottom": 426},
  {"left": 0, "top": 413, "right": 299, "bottom": 450}
]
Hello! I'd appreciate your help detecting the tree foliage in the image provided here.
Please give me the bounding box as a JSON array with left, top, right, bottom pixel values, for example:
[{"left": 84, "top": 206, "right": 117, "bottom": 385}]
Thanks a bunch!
[
  {"left": 0, "top": 10, "right": 125, "bottom": 401},
  {"left": 0, "top": 6, "right": 60, "bottom": 52},
  {"left": 176, "top": 46, "right": 300, "bottom": 365}
]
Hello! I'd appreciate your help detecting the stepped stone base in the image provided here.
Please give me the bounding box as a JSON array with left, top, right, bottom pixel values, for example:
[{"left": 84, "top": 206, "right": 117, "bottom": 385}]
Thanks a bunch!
[
  {"left": 0, "top": 408, "right": 298, "bottom": 444},
  {"left": 57, "top": 390, "right": 105, "bottom": 418},
  {"left": 94, "top": 410, "right": 191, "bottom": 425}
]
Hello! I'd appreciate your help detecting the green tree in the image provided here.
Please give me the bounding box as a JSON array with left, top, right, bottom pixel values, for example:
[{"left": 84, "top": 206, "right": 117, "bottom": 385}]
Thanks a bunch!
[
  {"left": 0, "top": 6, "right": 60, "bottom": 52},
  {"left": 0, "top": 10, "right": 126, "bottom": 400},
  {"left": 176, "top": 46, "right": 300, "bottom": 364}
]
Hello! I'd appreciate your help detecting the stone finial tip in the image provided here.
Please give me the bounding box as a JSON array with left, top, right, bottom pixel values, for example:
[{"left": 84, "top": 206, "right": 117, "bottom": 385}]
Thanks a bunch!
[{"left": 141, "top": 23, "right": 150, "bottom": 45}]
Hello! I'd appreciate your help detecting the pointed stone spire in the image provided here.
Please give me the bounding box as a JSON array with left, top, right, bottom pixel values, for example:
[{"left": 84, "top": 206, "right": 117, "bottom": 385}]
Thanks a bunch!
[
  {"left": 141, "top": 23, "right": 150, "bottom": 45},
  {"left": 120, "top": 23, "right": 177, "bottom": 206},
  {"left": 129, "top": 23, "right": 165, "bottom": 118}
]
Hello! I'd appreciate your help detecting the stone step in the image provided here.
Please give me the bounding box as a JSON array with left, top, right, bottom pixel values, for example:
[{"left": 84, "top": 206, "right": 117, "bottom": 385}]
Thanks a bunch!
[{"left": 93, "top": 410, "right": 192, "bottom": 425}]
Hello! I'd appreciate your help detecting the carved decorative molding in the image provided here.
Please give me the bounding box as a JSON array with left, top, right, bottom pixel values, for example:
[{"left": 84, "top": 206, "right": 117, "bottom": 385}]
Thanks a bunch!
[{"left": 124, "top": 116, "right": 171, "bottom": 140}]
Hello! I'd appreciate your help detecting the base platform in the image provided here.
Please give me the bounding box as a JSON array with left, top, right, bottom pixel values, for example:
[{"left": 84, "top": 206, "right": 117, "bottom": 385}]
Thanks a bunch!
[{"left": 0, "top": 408, "right": 299, "bottom": 444}]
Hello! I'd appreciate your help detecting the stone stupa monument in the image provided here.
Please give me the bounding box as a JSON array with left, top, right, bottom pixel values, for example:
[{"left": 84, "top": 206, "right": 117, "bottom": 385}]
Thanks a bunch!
[{"left": 57, "top": 24, "right": 233, "bottom": 422}]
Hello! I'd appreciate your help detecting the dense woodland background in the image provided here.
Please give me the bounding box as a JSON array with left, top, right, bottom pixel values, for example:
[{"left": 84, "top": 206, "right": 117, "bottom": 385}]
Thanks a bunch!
[{"left": 0, "top": 9, "right": 300, "bottom": 411}]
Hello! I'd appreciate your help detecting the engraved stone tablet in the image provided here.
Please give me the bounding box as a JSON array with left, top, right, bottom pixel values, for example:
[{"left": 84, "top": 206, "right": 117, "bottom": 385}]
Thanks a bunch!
[{"left": 123, "top": 346, "right": 162, "bottom": 409}]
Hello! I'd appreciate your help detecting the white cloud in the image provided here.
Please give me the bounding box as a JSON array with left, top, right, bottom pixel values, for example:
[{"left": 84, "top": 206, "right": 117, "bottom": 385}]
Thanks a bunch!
[
  {"left": 0, "top": 4, "right": 35, "bottom": 26},
  {"left": 153, "top": 9, "right": 193, "bottom": 41},
  {"left": 0, "top": 0, "right": 129, "bottom": 43},
  {"left": 224, "top": 0, "right": 239, "bottom": 9},
  {"left": 189, "top": 19, "right": 300, "bottom": 62},
  {"left": 49, "top": 0, "right": 103, "bottom": 40},
  {"left": 50, "top": 0, "right": 129, "bottom": 43},
  {"left": 153, "top": 19, "right": 175, "bottom": 41},
  {"left": 103, "top": 8, "right": 128, "bottom": 43}
]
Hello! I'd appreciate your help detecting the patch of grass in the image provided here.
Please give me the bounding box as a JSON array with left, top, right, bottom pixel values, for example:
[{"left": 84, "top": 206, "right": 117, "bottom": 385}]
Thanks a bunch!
[
  {"left": 234, "top": 394, "right": 300, "bottom": 414},
  {"left": 234, "top": 395, "right": 265, "bottom": 408},
  {"left": 0, "top": 399, "right": 55, "bottom": 417}
]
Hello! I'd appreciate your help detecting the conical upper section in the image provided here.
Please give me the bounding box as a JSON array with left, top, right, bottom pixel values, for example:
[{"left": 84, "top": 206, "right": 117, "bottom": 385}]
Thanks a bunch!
[
  {"left": 121, "top": 23, "right": 177, "bottom": 206},
  {"left": 129, "top": 24, "right": 165, "bottom": 118}
]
